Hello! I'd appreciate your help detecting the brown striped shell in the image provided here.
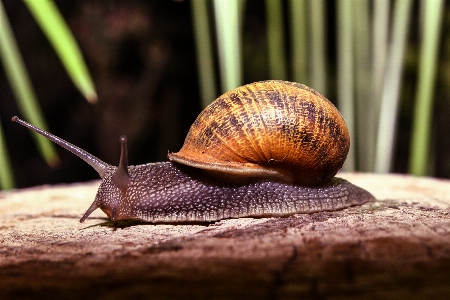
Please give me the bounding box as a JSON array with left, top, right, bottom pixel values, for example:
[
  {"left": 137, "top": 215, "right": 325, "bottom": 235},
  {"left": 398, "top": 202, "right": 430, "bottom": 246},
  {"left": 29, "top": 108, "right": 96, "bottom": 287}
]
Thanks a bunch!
[{"left": 168, "top": 80, "right": 350, "bottom": 186}]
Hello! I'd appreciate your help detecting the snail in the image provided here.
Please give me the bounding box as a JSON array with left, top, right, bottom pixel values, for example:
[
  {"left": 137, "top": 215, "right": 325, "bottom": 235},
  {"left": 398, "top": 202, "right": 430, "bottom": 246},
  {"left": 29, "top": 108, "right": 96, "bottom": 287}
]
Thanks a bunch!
[{"left": 12, "top": 80, "right": 375, "bottom": 223}]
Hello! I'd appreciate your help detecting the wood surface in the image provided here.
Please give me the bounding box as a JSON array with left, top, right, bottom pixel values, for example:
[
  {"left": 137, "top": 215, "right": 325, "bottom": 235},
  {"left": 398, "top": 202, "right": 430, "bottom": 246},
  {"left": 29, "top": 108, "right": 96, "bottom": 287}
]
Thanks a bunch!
[{"left": 0, "top": 173, "right": 449, "bottom": 299}]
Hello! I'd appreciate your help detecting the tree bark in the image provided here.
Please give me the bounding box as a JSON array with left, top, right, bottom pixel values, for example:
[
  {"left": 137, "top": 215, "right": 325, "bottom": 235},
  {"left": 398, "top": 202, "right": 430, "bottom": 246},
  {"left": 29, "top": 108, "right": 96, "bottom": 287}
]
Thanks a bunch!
[{"left": 0, "top": 173, "right": 449, "bottom": 299}]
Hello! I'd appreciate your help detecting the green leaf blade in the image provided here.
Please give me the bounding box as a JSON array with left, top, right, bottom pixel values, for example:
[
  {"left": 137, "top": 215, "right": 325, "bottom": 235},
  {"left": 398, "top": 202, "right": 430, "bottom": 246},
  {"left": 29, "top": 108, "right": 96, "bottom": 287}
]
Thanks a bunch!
[
  {"left": 24, "top": 0, "right": 97, "bottom": 102},
  {"left": 0, "top": 0, "right": 59, "bottom": 168}
]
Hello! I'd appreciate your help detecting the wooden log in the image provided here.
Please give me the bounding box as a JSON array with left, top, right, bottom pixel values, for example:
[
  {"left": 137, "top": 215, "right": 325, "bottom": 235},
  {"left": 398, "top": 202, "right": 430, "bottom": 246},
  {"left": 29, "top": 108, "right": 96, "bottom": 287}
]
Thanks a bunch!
[{"left": 0, "top": 173, "right": 449, "bottom": 299}]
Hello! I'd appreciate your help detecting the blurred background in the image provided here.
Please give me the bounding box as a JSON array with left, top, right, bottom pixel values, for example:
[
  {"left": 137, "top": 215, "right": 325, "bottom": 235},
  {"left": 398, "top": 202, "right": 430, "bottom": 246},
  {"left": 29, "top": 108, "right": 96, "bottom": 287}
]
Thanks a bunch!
[{"left": 1, "top": 0, "right": 449, "bottom": 189}]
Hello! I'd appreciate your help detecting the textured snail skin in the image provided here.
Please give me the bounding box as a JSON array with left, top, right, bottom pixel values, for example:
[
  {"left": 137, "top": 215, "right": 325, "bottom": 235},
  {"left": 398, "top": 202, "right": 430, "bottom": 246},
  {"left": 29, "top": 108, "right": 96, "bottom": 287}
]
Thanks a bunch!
[{"left": 91, "top": 162, "right": 375, "bottom": 222}]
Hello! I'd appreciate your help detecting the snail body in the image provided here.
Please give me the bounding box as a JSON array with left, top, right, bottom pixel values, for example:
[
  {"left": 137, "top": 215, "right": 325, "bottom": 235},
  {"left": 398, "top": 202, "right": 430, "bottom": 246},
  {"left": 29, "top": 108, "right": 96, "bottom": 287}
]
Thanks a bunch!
[{"left": 12, "top": 80, "right": 374, "bottom": 223}]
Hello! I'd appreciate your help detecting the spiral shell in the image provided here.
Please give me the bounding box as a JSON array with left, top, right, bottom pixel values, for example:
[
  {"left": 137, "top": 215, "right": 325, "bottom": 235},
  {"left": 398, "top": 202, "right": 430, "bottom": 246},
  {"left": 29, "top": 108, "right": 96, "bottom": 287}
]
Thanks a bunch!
[{"left": 168, "top": 80, "right": 350, "bottom": 186}]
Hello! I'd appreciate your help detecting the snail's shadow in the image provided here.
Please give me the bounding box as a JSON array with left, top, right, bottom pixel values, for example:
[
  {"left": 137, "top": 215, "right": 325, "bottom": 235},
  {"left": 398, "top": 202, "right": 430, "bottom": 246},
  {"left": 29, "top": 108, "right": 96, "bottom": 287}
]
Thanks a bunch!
[{"left": 78, "top": 217, "right": 215, "bottom": 230}]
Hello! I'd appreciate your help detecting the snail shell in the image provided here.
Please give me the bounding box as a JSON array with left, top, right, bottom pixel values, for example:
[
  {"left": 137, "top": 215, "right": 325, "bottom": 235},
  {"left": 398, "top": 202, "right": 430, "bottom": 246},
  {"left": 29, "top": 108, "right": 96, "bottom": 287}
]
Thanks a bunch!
[{"left": 169, "top": 80, "right": 350, "bottom": 186}]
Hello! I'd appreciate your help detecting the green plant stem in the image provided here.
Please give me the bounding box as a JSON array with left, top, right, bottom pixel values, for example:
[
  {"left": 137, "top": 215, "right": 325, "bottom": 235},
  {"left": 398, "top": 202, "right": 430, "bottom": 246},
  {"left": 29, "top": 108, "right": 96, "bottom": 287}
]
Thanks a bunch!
[
  {"left": 265, "top": 0, "right": 287, "bottom": 80},
  {"left": 374, "top": 0, "right": 413, "bottom": 173},
  {"left": 289, "top": 0, "right": 308, "bottom": 85},
  {"left": 353, "top": 0, "right": 371, "bottom": 171},
  {"left": 213, "top": 0, "right": 242, "bottom": 93},
  {"left": 191, "top": 0, "right": 217, "bottom": 107},
  {"left": 370, "top": 0, "right": 389, "bottom": 171},
  {"left": 308, "top": 0, "right": 326, "bottom": 94},
  {"left": 0, "top": 122, "right": 15, "bottom": 189},
  {"left": 409, "top": 0, "right": 444, "bottom": 176},
  {"left": 336, "top": 0, "right": 355, "bottom": 171}
]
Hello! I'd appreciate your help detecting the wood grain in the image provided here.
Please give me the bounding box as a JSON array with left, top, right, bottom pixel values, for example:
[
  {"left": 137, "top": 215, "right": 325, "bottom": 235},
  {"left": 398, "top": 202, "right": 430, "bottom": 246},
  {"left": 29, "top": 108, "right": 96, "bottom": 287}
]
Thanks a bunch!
[{"left": 0, "top": 173, "right": 449, "bottom": 299}]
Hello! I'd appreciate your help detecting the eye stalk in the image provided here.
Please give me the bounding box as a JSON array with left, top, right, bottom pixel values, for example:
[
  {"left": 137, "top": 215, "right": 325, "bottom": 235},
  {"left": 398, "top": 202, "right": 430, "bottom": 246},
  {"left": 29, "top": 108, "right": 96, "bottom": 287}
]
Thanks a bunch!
[
  {"left": 112, "top": 135, "right": 131, "bottom": 190},
  {"left": 11, "top": 116, "right": 110, "bottom": 178}
]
